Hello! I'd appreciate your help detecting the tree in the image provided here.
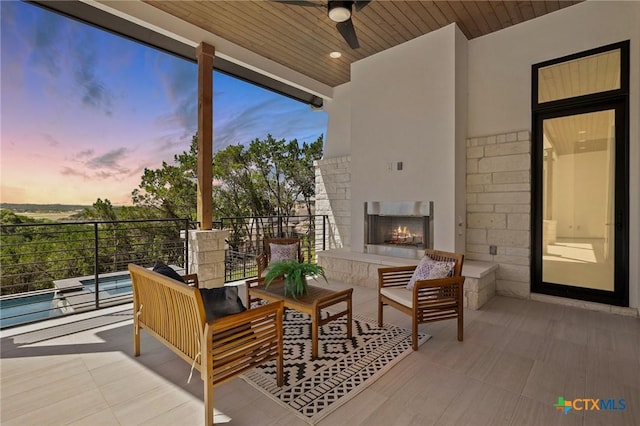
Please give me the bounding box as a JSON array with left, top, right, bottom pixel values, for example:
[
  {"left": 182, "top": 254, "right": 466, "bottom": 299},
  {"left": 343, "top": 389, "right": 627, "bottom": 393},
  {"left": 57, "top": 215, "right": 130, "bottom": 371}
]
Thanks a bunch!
[
  {"left": 77, "top": 198, "right": 118, "bottom": 221},
  {"left": 128, "top": 132, "right": 323, "bottom": 223},
  {"left": 247, "top": 135, "right": 290, "bottom": 216},
  {"left": 131, "top": 135, "right": 199, "bottom": 220},
  {"left": 247, "top": 134, "right": 323, "bottom": 217},
  {"left": 0, "top": 209, "right": 31, "bottom": 226},
  {"left": 212, "top": 144, "right": 268, "bottom": 218},
  {"left": 290, "top": 136, "right": 324, "bottom": 216}
]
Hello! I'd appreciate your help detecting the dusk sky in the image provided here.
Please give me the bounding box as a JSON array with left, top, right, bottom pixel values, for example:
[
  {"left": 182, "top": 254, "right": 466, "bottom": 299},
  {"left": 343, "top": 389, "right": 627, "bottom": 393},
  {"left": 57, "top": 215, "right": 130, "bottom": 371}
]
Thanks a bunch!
[{"left": 0, "top": 1, "right": 328, "bottom": 206}]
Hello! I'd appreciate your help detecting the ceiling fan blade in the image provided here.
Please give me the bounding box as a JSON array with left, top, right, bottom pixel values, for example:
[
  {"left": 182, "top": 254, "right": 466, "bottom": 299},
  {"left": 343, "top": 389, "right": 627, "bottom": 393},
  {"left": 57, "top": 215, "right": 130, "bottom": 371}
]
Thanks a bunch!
[
  {"left": 354, "top": 0, "right": 371, "bottom": 11},
  {"left": 336, "top": 19, "right": 359, "bottom": 49}
]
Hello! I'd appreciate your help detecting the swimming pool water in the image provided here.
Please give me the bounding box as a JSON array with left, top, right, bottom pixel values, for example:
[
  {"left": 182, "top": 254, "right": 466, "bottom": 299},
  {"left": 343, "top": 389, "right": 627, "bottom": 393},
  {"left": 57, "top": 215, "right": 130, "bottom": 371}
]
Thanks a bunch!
[
  {"left": 81, "top": 275, "right": 133, "bottom": 296},
  {"left": 0, "top": 293, "right": 63, "bottom": 328},
  {"left": 1, "top": 273, "right": 134, "bottom": 328}
]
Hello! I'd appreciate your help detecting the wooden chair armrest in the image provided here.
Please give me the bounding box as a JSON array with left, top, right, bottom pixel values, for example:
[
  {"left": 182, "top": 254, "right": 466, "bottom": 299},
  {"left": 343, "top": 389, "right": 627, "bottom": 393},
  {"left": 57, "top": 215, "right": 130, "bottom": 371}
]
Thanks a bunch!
[
  {"left": 182, "top": 274, "right": 199, "bottom": 288},
  {"left": 208, "top": 299, "right": 283, "bottom": 334},
  {"left": 203, "top": 300, "right": 284, "bottom": 385},
  {"left": 245, "top": 276, "right": 264, "bottom": 304},
  {"left": 246, "top": 277, "right": 261, "bottom": 286},
  {"left": 413, "top": 276, "right": 465, "bottom": 306},
  {"left": 378, "top": 265, "right": 417, "bottom": 289}
]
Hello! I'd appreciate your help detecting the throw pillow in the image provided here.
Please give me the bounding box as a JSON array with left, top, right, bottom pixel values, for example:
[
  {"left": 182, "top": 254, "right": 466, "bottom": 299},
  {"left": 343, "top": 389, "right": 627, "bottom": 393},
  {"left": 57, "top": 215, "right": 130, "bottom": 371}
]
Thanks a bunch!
[
  {"left": 406, "top": 255, "right": 456, "bottom": 290},
  {"left": 200, "top": 286, "right": 247, "bottom": 321},
  {"left": 153, "top": 261, "right": 184, "bottom": 282},
  {"left": 269, "top": 242, "right": 299, "bottom": 265}
]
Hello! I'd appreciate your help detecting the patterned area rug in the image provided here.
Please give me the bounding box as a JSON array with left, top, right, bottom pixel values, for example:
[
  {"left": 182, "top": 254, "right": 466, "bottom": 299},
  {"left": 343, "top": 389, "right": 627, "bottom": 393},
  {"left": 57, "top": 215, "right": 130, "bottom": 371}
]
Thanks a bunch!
[{"left": 242, "top": 309, "right": 430, "bottom": 424}]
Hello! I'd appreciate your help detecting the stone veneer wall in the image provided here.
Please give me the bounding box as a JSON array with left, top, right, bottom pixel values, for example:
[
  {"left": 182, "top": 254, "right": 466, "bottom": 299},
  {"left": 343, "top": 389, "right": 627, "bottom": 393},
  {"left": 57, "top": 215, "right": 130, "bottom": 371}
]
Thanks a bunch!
[
  {"left": 466, "top": 130, "right": 531, "bottom": 298},
  {"left": 187, "top": 229, "right": 229, "bottom": 288},
  {"left": 314, "top": 156, "right": 351, "bottom": 256}
]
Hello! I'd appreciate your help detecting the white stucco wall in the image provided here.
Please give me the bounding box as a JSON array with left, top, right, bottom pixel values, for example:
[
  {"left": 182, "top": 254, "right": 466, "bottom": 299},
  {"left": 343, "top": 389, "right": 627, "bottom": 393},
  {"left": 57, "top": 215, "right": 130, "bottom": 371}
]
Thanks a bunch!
[
  {"left": 553, "top": 151, "right": 610, "bottom": 239},
  {"left": 454, "top": 27, "right": 468, "bottom": 253},
  {"left": 349, "top": 23, "right": 468, "bottom": 254},
  {"left": 466, "top": 0, "right": 639, "bottom": 308},
  {"left": 322, "top": 0, "right": 639, "bottom": 309},
  {"left": 323, "top": 83, "right": 352, "bottom": 158}
]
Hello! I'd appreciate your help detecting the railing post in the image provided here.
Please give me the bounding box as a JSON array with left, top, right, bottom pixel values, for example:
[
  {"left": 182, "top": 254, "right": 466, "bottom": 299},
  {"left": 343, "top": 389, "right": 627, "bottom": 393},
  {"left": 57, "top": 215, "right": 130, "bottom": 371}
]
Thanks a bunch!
[
  {"left": 323, "top": 215, "right": 327, "bottom": 251},
  {"left": 307, "top": 214, "right": 313, "bottom": 263},
  {"left": 184, "top": 219, "right": 190, "bottom": 274},
  {"left": 94, "top": 222, "right": 100, "bottom": 309}
]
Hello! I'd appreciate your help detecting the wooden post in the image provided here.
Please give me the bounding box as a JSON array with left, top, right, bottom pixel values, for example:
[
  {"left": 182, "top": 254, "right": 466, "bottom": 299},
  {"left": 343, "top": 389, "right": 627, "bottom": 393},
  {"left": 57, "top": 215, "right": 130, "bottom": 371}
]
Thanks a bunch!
[{"left": 196, "top": 42, "right": 214, "bottom": 230}]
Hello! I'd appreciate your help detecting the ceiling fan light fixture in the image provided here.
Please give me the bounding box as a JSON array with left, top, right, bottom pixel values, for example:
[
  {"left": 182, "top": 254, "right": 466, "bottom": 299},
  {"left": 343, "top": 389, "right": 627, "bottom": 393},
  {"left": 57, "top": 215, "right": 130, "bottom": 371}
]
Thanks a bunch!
[{"left": 328, "top": 1, "right": 351, "bottom": 22}]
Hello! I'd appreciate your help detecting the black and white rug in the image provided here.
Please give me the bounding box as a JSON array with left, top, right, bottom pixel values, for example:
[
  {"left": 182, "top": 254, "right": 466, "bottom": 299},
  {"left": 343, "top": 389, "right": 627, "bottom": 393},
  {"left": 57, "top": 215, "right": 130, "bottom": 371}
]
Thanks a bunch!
[{"left": 242, "top": 309, "right": 430, "bottom": 424}]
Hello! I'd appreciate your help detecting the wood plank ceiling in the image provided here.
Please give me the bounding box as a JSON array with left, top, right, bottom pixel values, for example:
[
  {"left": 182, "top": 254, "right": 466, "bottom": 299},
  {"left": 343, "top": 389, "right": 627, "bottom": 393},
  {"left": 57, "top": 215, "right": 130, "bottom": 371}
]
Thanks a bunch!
[{"left": 145, "top": 0, "right": 583, "bottom": 88}]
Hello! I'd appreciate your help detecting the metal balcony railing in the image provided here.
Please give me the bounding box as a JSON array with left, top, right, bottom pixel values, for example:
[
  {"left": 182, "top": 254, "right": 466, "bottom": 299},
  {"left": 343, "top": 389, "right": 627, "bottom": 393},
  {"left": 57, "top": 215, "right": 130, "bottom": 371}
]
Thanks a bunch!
[
  {"left": 0, "top": 215, "right": 329, "bottom": 329},
  {"left": 0, "top": 218, "right": 193, "bottom": 329},
  {"left": 216, "top": 214, "right": 328, "bottom": 282}
]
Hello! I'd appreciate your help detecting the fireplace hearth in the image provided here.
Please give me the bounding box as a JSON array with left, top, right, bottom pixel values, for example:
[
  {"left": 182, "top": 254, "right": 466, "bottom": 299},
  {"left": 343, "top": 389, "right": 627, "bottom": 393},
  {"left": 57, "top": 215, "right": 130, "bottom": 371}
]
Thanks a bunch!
[{"left": 364, "top": 201, "right": 433, "bottom": 259}]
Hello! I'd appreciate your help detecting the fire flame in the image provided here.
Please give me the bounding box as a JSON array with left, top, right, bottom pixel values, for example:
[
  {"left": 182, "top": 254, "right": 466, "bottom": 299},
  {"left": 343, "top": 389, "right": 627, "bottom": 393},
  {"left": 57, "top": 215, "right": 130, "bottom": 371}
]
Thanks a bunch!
[{"left": 395, "top": 226, "right": 411, "bottom": 237}]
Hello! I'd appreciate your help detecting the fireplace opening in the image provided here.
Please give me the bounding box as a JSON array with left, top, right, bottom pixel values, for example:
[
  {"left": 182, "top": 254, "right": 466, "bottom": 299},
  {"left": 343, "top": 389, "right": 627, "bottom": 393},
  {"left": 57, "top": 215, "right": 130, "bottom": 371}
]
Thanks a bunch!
[
  {"left": 370, "top": 216, "right": 426, "bottom": 247},
  {"left": 364, "top": 201, "right": 433, "bottom": 258}
]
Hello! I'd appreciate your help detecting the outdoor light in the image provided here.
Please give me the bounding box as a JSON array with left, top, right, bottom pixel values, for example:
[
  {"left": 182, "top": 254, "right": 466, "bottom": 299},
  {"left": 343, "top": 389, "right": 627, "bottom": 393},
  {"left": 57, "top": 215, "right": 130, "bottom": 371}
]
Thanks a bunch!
[
  {"left": 328, "top": 1, "right": 351, "bottom": 23},
  {"left": 330, "top": 51, "right": 342, "bottom": 59}
]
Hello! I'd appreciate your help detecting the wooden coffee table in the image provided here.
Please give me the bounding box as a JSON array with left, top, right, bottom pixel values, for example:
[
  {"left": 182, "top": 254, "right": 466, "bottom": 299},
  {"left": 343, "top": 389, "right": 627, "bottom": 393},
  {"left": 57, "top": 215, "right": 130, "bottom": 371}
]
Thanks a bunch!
[{"left": 247, "top": 279, "right": 353, "bottom": 358}]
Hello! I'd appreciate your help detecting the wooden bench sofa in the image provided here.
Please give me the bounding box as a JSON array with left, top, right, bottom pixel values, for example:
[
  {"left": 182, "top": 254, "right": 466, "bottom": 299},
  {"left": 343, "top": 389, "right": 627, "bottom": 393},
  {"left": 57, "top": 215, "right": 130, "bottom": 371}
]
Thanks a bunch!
[{"left": 128, "top": 264, "right": 284, "bottom": 426}]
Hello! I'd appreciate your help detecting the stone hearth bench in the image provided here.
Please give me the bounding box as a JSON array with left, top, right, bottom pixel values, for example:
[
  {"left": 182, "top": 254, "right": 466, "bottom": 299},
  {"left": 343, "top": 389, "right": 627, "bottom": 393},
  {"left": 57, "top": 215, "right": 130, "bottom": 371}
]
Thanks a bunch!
[
  {"left": 317, "top": 248, "right": 498, "bottom": 309},
  {"left": 128, "top": 264, "right": 284, "bottom": 426}
]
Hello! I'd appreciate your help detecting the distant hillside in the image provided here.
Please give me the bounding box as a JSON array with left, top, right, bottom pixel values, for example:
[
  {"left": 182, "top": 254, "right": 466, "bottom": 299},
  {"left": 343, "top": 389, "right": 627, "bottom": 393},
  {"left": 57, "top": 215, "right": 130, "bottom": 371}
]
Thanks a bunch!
[{"left": 0, "top": 203, "right": 90, "bottom": 213}]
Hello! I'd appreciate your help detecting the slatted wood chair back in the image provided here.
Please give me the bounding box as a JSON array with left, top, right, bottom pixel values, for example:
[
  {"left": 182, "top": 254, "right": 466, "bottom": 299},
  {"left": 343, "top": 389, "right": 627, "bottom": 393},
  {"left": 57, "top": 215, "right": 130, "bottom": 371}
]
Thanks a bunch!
[
  {"left": 129, "top": 264, "right": 205, "bottom": 367},
  {"left": 423, "top": 249, "right": 464, "bottom": 277}
]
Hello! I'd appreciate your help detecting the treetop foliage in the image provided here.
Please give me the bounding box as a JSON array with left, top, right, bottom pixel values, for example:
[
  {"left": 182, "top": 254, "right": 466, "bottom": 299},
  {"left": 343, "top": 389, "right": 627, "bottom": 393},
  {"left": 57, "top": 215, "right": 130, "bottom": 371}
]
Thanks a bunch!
[{"left": 124, "top": 133, "right": 323, "bottom": 221}]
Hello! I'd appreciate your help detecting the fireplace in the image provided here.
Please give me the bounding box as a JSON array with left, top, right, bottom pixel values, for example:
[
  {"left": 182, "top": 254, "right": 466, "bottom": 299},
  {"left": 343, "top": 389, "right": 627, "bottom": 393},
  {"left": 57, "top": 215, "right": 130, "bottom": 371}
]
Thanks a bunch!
[{"left": 364, "top": 201, "right": 433, "bottom": 259}]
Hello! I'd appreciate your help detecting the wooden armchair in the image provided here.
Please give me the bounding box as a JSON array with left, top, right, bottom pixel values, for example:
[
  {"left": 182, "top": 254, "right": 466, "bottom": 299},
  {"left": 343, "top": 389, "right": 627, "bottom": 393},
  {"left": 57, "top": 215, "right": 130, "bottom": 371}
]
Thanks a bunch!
[
  {"left": 378, "top": 249, "right": 465, "bottom": 350},
  {"left": 248, "top": 238, "right": 304, "bottom": 307},
  {"left": 256, "top": 237, "right": 304, "bottom": 278}
]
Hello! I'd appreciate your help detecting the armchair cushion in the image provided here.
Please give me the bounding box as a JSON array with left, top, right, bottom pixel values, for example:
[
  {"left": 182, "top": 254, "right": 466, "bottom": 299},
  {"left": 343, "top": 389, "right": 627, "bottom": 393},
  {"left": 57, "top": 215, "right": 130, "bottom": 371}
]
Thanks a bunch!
[
  {"left": 407, "top": 255, "right": 455, "bottom": 290},
  {"left": 269, "top": 242, "right": 299, "bottom": 265},
  {"left": 380, "top": 287, "right": 413, "bottom": 308}
]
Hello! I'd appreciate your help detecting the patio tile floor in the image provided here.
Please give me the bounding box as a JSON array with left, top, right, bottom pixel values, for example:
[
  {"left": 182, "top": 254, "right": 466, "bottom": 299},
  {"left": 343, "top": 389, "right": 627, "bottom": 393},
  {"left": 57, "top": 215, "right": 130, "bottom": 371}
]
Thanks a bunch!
[{"left": 1, "top": 281, "right": 638, "bottom": 425}]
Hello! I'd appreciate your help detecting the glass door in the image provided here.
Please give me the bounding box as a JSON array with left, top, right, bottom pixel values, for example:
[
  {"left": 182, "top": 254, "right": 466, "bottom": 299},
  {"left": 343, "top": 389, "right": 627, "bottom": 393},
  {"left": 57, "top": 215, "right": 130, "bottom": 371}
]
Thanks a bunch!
[
  {"left": 541, "top": 109, "right": 615, "bottom": 291},
  {"left": 532, "top": 41, "right": 629, "bottom": 306}
]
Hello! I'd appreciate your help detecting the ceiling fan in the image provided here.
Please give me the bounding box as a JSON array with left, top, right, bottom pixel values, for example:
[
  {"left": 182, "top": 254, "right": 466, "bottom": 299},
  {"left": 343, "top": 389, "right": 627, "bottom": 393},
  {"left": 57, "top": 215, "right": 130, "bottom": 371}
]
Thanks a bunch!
[{"left": 277, "top": 1, "right": 371, "bottom": 49}]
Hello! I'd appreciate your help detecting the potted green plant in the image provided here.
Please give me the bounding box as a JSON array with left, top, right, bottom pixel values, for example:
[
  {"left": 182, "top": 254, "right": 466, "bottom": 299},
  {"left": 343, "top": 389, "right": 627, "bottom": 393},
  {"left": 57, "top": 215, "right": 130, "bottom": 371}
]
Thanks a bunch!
[{"left": 264, "top": 259, "right": 327, "bottom": 298}]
